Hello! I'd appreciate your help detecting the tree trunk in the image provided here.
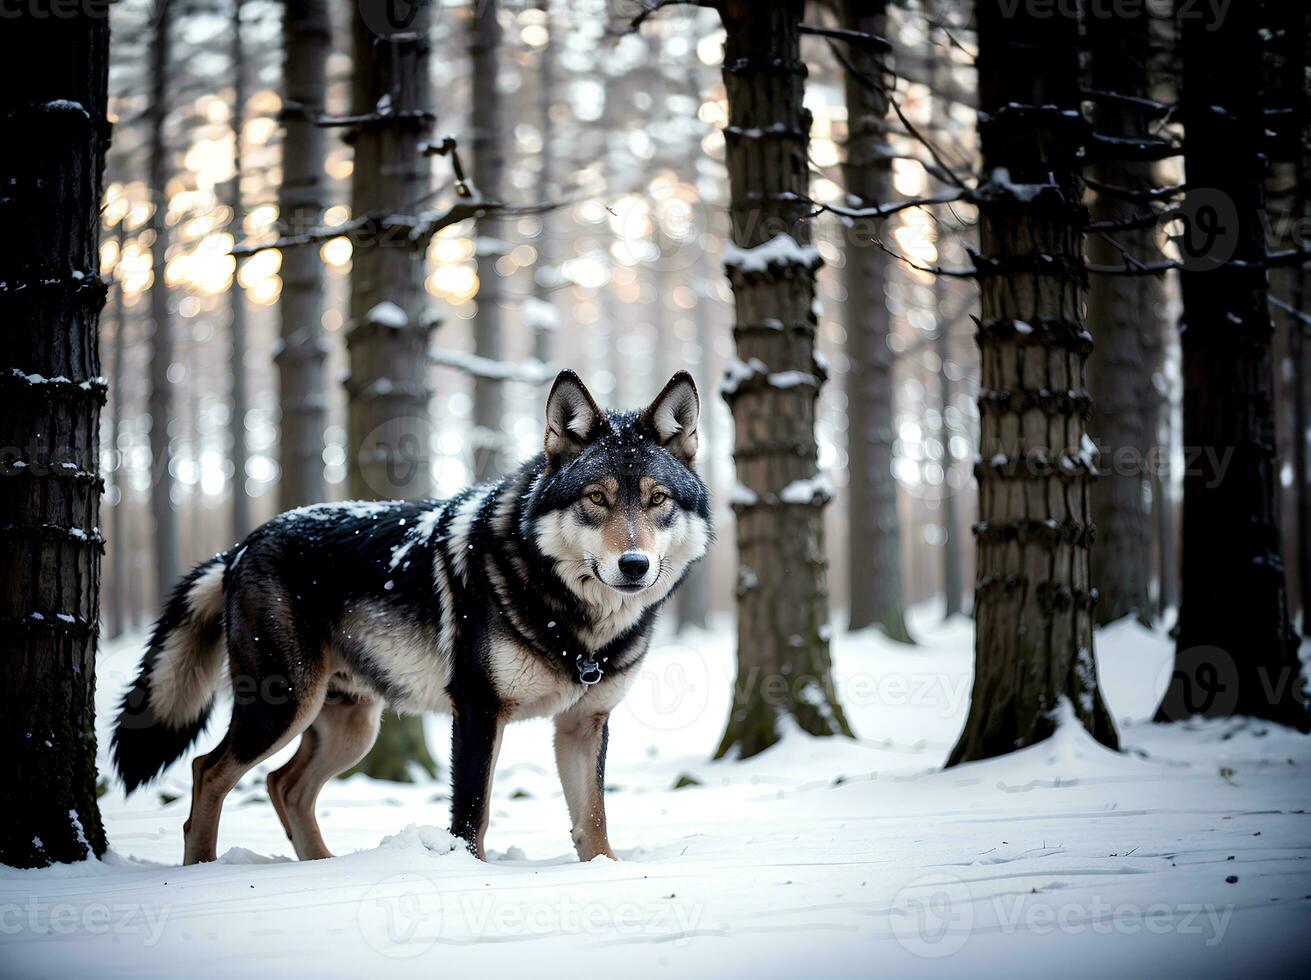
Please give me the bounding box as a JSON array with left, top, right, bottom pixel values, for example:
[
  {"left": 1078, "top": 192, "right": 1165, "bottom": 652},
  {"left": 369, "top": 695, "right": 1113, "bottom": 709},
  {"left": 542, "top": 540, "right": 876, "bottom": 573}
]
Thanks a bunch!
[
  {"left": 713, "top": 0, "right": 851, "bottom": 760},
  {"left": 106, "top": 220, "right": 127, "bottom": 640},
  {"left": 936, "top": 314, "right": 963, "bottom": 619},
  {"left": 1263, "top": 2, "right": 1311, "bottom": 636},
  {"left": 228, "top": 0, "right": 251, "bottom": 540},
  {"left": 0, "top": 6, "right": 110, "bottom": 868},
  {"left": 1152, "top": 394, "right": 1177, "bottom": 617},
  {"left": 147, "top": 0, "right": 177, "bottom": 604},
  {"left": 530, "top": 0, "right": 558, "bottom": 365},
  {"left": 838, "top": 0, "right": 913, "bottom": 642},
  {"left": 1156, "top": 4, "right": 1309, "bottom": 729},
  {"left": 345, "top": 1, "right": 439, "bottom": 780},
  {"left": 471, "top": 0, "right": 505, "bottom": 483},
  {"left": 947, "top": 0, "right": 1118, "bottom": 766},
  {"left": 1084, "top": 6, "right": 1159, "bottom": 627},
  {"left": 276, "top": 0, "right": 331, "bottom": 511}
]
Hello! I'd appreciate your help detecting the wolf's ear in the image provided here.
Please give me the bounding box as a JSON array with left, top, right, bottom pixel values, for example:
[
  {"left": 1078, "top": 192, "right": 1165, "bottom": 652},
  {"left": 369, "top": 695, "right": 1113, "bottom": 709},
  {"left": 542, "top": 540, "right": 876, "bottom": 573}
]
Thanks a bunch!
[
  {"left": 544, "top": 370, "right": 604, "bottom": 465},
  {"left": 641, "top": 371, "right": 700, "bottom": 464}
]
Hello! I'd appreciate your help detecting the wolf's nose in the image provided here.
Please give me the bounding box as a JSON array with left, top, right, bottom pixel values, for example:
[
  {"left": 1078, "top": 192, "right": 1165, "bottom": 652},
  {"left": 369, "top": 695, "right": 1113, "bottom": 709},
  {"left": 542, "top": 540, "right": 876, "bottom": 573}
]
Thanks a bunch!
[{"left": 618, "top": 552, "right": 650, "bottom": 580}]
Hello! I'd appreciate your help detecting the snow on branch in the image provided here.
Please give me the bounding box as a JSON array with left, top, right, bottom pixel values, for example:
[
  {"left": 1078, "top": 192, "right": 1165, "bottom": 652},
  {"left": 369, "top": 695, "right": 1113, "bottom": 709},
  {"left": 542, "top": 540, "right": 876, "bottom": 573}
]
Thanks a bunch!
[
  {"left": 806, "top": 189, "right": 969, "bottom": 224},
  {"left": 428, "top": 348, "right": 556, "bottom": 385},
  {"left": 521, "top": 297, "right": 560, "bottom": 333}
]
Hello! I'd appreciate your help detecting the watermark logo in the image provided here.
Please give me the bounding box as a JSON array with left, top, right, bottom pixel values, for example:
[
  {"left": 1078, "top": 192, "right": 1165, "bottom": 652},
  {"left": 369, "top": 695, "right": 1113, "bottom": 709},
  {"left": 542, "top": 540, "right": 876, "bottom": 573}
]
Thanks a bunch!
[
  {"left": 621, "top": 642, "right": 714, "bottom": 732},
  {"left": 890, "top": 873, "right": 973, "bottom": 958},
  {"left": 1153, "top": 645, "right": 1239, "bottom": 722},
  {"left": 1170, "top": 188, "right": 1240, "bottom": 272},
  {"left": 357, "top": 873, "right": 441, "bottom": 958}
]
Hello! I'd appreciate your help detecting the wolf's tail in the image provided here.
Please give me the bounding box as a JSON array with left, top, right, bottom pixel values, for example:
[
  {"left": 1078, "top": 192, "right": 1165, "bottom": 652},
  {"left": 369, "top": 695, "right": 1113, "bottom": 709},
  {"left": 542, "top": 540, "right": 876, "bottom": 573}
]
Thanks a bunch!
[{"left": 112, "top": 554, "right": 230, "bottom": 793}]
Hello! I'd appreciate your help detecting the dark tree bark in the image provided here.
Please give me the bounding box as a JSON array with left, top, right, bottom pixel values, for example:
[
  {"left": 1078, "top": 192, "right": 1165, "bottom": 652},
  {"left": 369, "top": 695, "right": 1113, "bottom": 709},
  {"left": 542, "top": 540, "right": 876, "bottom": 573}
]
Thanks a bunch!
[
  {"left": 839, "top": 0, "right": 913, "bottom": 642},
  {"left": 927, "top": 20, "right": 963, "bottom": 621},
  {"left": 530, "top": 0, "right": 558, "bottom": 366},
  {"left": 147, "top": 0, "right": 177, "bottom": 603},
  {"left": 1156, "top": 4, "right": 1309, "bottom": 729},
  {"left": 471, "top": 0, "right": 506, "bottom": 483},
  {"left": 1084, "top": 5, "right": 1160, "bottom": 627},
  {"left": 106, "top": 219, "right": 128, "bottom": 640},
  {"left": 1152, "top": 395, "right": 1177, "bottom": 617},
  {"left": 345, "top": 0, "right": 439, "bottom": 780},
  {"left": 935, "top": 313, "right": 963, "bottom": 619},
  {"left": 276, "top": 0, "right": 331, "bottom": 510},
  {"left": 228, "top": 0, "right": 251, "bottom": 539},
  {"left": 713, "top": 0, "right": 852, "bottom": 760},
  {"left": 0, "top": 4, "right": 111, "bottom": 868},
  {"left": 948, "top": 0, "right": 1118, "bottom": 766},
  {"left": 1262, "top": 1, "right": 1311, "bottom": 637}
]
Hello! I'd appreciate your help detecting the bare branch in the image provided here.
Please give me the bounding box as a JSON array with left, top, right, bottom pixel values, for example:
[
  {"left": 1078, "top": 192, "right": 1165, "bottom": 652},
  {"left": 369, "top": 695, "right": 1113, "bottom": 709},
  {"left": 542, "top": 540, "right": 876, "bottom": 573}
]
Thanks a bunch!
[
  {"left": 824, "top": 37, "right": 970, "bottom": 188},
  {"left": 799, "top": 23, "right": 892, "bottom": 52},
  {"left": 868, "top": 234, "right": 979, "bottom": 278}
]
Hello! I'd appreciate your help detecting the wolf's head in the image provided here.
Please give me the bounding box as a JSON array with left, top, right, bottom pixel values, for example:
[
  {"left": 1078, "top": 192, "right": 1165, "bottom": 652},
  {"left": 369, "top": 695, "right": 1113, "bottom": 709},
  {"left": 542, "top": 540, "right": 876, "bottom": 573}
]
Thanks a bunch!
[{"left": 526, "top": 370, "right": 711, "bottom": 609}]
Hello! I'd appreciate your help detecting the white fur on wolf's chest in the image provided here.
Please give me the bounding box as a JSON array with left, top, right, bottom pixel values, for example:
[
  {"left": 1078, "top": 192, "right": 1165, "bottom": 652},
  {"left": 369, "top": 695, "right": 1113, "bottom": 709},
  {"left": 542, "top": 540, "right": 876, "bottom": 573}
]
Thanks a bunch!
[
  {"left": 487, "top": 634, "right": 637, "bottom": 720},
  {"left": 345, "top": 605, "right": 636, "bottom": 719}
]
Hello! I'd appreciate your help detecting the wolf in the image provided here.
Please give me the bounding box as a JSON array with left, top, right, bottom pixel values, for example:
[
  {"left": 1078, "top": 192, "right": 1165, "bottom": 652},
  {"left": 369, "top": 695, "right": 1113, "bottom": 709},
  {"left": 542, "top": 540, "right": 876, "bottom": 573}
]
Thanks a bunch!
[{"left": 112, "top": 370, "right": 710, "bottom": 865}]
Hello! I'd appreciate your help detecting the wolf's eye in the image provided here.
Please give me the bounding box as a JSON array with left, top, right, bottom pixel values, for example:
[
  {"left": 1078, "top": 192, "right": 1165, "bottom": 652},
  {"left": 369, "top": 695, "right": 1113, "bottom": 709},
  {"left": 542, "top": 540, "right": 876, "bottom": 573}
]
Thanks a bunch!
[
  {"left": 649, "top": 491, "right": 668, "bottom": 507},
  {"left": 586, "top": 491, "right": 607, "bottom": 506}
]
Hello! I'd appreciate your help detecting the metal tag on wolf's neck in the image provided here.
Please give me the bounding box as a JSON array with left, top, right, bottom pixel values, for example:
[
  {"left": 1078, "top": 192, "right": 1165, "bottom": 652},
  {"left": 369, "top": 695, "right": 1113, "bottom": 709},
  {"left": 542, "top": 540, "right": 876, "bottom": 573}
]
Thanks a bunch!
[{"left": 577, "top": 655, "right": 603, "bottom": 686}]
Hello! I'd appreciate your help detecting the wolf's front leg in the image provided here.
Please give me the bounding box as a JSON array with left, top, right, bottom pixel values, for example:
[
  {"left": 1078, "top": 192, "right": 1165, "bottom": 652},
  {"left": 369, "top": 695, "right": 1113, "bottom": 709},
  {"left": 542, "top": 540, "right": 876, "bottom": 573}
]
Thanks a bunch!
[
  {"left": 553, "top": 709, "right": 615, "bottom": 861},
  {"left": 449, "top": 699, "right": 504, "bottom": 859}
]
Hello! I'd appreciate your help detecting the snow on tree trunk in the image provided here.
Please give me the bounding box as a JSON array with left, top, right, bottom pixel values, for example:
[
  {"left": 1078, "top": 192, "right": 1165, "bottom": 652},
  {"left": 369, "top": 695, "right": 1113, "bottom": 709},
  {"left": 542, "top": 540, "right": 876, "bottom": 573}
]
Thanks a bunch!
[
  {"left": 1084, "top": 6, "right": 1158, "bottom": 628},
  {"left": 713, "top": 0, "right": 852, "bottom": 760},
  {"left": 228, "top": 0, "right": 251, "bottom": 540},
  {"left": 345, "top": 1, "right": 439, "bottom": 780},
  {"left": 276, "top": 0, "right": 331, "bottom": 511},
  {"left": 0, "top": 7, "right": 110, "bottom": 867},
  {"left": 838, "top": 0, "right": 912, "bottom": 643},
  {"left": 147, "top": 0, "right": 177, "bottom": 604},
  {"left": 471, "top": 0, "right": 505, "bottom": 483},
  {"left": 947, "top": 0, "right": 1117, "bottom": 766},
  {"left": 1156, "top": 4, "right": 1309, "bottom": 730}
]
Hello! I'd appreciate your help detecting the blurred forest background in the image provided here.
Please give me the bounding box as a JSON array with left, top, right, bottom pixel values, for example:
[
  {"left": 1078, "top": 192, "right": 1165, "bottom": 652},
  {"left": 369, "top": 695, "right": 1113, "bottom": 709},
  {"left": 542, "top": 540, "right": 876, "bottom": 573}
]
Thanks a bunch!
[
  {"left": 95, "top": 0, "right": 1306, "bottom": 642},
  {"left": 98, "top": 0, "right": 990, "bottom": 632}
]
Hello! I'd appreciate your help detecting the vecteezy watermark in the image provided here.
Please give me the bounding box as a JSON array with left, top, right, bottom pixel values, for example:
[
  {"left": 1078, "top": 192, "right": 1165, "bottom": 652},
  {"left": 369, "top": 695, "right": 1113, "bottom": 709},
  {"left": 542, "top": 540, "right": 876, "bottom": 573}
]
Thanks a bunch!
[
  {"left": 356, "top": 876, "right": 703, "bottom": 955},
  {"left": 989, "top": 896, "right": 1235, "bottom": 947},
  {"left": 890, "top": 872, "right": 1236, "bottom": 958},
  {"left": 0, "top": 898, "right": 170, "bottom": 946},
  {"left": 441, "top": 892, "right": 704, "bottom": 944},
  {"left": 991, "top": 0, "right": 1231, "bottom": 31},
  {"left": 0, "top": 0, "right": 112, "bottom": 19}
]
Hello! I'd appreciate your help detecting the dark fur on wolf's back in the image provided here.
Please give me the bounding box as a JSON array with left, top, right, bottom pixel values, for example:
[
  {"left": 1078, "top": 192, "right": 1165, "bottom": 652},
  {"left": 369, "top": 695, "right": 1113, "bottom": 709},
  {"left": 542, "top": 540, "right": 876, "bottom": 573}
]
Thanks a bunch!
[{"left": 112, "top": 370, "right": 710, "bottom": 864}]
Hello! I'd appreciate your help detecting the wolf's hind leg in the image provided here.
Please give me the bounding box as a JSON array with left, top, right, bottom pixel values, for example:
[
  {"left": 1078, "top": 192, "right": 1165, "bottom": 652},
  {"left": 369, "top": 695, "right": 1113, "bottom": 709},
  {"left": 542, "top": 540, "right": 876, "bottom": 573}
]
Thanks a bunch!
[
  {"left": 267, "top": 727, "right": 318, "bottom": 844},
  {"left": 268, "top": 695, "right": 382, "bottom": 860},
  {"left": 553, "top": 709, "right": 615, "bottom": 861},
  {"left": 182, "top": 671, "right": 329, "bottom": 865}
]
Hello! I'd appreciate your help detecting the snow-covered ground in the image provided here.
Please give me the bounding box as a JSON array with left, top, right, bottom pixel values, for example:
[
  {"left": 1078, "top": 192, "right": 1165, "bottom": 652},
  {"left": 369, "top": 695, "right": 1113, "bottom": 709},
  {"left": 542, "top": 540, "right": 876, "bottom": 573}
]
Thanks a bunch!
[{"left": 3, "top": 607, "right": 1309, "bottom": 978}]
